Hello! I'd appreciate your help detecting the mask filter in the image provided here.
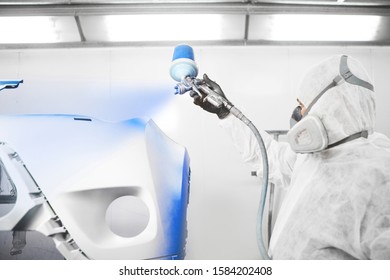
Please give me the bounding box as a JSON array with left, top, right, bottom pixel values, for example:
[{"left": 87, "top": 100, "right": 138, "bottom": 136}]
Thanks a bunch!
[{"left": 287, "top": 115, "right": 328, "bottom": 153}]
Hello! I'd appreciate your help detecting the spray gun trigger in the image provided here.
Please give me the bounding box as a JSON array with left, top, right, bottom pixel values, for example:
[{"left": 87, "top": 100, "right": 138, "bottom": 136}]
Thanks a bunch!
[{"left": 191, "top": 86, "right": 202, "bottom": 98}]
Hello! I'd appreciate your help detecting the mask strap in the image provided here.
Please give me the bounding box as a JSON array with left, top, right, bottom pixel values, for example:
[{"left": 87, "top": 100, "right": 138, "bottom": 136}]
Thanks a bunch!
[
  {"left": 303, "top": 79, "right": 338, "bottom": 117},
  {"left": 340, "top": 55, "right": 374, "bottom": 91},
  {"left": 327, "top": 130, "right": 368, "bottom": 149},
  {"left": 303, "top": 55, "right": 374, "bottom": 117}
]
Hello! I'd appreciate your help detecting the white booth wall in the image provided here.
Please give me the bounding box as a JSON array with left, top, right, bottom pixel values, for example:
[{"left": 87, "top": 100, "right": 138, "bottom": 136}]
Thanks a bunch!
[{"left": 0, "top": 46, "right": 389, "bottom": 259}]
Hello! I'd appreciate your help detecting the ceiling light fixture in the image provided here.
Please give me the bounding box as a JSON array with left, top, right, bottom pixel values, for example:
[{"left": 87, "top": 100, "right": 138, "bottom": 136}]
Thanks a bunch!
[
  {"left": 267, "top": 14, "right": 381, "bottom": 41},
  {"left": 95, "top": 14, "right": 244, "bottom": 42},
  {"left": 249, "top": 14, "right": 381, "bottom": 42},
  {"left": 0, "top": 16, "right": 60, "bottom": 43},
  {"left": 0, "top": 16, "right": 79, "bottom": 44}
]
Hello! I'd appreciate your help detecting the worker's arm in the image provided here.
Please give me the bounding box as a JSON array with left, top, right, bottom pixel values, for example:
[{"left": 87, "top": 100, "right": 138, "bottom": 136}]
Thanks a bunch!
[
  {"left": 219, "top": 115, "right": 296, "bottom": 187},
  {"left": 361, "top": 177, "right": 390, "bottom": 259},
  {"left": 191, "top": 74, "right": 297, "bottom": 186}
]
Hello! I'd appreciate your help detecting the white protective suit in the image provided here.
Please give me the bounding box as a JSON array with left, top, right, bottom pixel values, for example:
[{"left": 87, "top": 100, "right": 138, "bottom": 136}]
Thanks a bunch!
[{"left": 220, "top": 55, "right": 390, "bottom": 259}]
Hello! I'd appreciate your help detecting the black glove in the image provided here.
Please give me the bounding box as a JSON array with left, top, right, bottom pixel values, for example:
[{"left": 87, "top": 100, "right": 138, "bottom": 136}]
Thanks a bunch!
[{"left": 191, "top": 74, "right": 231, "bottom": 119}]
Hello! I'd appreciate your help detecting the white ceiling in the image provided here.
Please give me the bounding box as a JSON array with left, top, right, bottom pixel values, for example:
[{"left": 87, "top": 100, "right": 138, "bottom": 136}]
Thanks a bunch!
[{"left": 0, "top": 0, "right": 390, "bottom": 48}]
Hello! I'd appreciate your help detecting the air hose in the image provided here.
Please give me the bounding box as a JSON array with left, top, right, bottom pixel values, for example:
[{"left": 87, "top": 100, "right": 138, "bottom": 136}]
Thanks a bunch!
[{"left": 229, "top": 107, "right": 271, "bottom": 260}]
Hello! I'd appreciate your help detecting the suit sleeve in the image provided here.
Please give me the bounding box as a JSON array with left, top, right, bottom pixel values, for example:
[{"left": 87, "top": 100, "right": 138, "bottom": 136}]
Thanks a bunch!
[{"left": 219, "top": 115, "right": 296, "bottom": 187}]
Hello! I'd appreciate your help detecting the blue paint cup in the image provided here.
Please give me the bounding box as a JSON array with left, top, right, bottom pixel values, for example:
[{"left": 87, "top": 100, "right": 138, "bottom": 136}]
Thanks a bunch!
[{"left": 170, "top": 44, "right": 198, "bottom": 82}]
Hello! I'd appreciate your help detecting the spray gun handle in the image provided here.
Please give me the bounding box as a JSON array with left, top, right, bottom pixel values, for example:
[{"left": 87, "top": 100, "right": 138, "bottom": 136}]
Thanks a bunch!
[{"left": 197, "top": 84, "right": 226, "bottom": 108}]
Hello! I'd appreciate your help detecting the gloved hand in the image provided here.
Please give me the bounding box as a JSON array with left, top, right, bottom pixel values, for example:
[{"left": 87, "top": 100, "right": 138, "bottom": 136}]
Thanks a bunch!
[{"left": 190, "top": 74, "right": 231, "bottom": 119}]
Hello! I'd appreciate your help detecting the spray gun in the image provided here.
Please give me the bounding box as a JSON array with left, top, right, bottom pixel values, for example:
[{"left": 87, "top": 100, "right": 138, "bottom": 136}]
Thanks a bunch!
[
  {"left": 170, "top": 44, "right": 226, "bottom": 108},
  {"left": 170, "top": 45, "right": 250, "bottom": 124},
  {"left": 170, "top": 44, "right": 271, "bottom": 260}
]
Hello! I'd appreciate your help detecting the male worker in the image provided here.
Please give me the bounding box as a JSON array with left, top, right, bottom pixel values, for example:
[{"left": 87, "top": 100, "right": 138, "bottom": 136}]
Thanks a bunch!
[{"left": 192, "top": 55, "right": 390, "bottom": 259}]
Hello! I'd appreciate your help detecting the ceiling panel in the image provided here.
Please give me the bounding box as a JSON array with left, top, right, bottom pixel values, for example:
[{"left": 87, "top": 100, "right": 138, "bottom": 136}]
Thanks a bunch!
[
  {"left": 251, "top": 0, "right": 390, "bottom": 5},
  {"left": 72, "top": 0, "right": 243, "bottom": 2},
  {"left": 80, "top": 14, "right": 246, "bottom": 42},
  {"left": 0, "top": 0, "right": 245, "bottom": 4},
  {"left": 0, "top": 0, "right": 390, "bottom": 48},
  {"left": 0, "top": 0, "right": 389, "bottom": 5},
  {"left": 344, "top": 0, "right": 390, "bottom": 4},
  {"left": 0, "top": 16, "right": 80, "bottom": 44},
  {"left": 248, "top": 13, "right": 390, "bottom": 43}
]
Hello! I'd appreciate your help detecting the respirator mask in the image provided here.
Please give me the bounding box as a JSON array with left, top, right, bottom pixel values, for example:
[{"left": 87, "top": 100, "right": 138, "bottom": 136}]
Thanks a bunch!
[{"left": 287, "top": 55, "right": 373, "bottom": 154}]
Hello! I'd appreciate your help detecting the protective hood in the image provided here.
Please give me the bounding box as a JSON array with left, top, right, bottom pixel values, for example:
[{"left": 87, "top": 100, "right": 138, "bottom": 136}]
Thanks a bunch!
[{"left": 298, "top": 55, "right": 376, "bottom": 146}]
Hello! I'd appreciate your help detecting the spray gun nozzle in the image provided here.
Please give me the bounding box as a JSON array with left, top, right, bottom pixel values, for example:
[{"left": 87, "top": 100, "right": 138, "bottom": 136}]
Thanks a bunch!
[{"left": 174, "top": 82, "right": 192, "bottom": 95}]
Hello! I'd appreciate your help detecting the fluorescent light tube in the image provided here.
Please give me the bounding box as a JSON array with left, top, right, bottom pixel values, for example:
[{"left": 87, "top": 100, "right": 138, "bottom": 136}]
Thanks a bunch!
[
  {"left": 0, "top": 16, "right": 79, "bottom": 44},
  {"left": 250, "top": 14, "right": 381, "bottom": 42},
  {"left": 91, "top": 14, "right": 243, "bottom": 41}
]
